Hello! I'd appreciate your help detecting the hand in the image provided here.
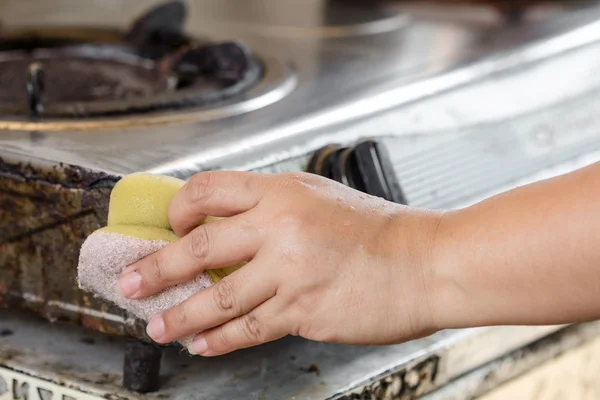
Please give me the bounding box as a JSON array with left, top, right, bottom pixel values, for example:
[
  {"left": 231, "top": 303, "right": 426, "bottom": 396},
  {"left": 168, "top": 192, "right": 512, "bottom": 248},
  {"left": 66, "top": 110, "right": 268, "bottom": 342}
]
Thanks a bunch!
[{"left": 118, "top": 171, "right": 445, "bottom": 356}]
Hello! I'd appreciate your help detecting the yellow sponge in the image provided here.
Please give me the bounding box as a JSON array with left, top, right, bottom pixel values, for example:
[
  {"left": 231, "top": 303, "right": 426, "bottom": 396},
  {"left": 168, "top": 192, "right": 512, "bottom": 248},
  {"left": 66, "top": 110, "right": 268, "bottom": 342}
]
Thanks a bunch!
[
  {"left": 107, "top": 172, "right": 185, "bottom": 230},
  {"left": 105, "top": 173, "right": 243, "bottom": 282}
]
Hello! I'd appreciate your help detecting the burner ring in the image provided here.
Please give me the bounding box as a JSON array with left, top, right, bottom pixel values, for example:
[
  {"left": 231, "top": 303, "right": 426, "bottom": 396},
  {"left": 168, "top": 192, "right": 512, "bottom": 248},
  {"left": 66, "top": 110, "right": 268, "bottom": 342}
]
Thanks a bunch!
[
  {"left": 0, "top": 53, "right": 296, "bottom": 131},
  {"left": 0, "top": 47, "right": 263, "bottom": 117},
  {"left": 0, "top": 27, "right": 296, "bottom": 129}
]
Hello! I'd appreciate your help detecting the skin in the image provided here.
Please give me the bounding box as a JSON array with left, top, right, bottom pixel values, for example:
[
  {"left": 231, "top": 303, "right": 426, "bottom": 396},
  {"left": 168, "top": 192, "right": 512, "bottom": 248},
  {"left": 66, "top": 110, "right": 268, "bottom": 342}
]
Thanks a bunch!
[{"left": 118, "top": 162, "right": 600, "bottom": 356}]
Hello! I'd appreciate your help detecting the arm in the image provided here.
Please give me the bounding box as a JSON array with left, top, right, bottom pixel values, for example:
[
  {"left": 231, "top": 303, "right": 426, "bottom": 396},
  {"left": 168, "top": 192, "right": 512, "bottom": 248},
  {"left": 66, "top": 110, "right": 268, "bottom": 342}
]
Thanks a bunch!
[{"left": 432, "top": 161, "right": 600, "bottom": 329}]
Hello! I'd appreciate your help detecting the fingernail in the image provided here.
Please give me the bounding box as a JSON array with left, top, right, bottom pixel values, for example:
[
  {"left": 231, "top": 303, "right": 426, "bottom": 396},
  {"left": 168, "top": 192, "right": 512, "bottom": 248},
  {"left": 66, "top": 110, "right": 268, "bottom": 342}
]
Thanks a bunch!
[
  {"left": 146, "top": 314, "right": 165, "bottom": 341},
  {"left": 118, "top": 271, "right": 141, "bottom": 298},
  {"left": 189, "top": 335, "right": 208, "bottom": 355}
]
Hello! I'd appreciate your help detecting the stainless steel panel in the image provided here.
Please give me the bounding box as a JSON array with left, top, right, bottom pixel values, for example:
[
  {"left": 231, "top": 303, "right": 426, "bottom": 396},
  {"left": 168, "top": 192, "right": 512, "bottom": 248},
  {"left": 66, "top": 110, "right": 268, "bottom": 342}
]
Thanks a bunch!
[{"left": 1, "top": 1, "right": 600, "bottom": 176}]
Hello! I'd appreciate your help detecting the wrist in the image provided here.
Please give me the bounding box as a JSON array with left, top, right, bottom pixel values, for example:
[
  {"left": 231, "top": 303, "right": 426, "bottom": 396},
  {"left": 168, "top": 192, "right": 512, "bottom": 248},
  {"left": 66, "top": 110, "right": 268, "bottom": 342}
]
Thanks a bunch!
[
  {"left": 385, "top": 207, "right": 448, "bottom": 339},
  {"left": 427, "top": 208, "right": 473, "bottom": 331}
]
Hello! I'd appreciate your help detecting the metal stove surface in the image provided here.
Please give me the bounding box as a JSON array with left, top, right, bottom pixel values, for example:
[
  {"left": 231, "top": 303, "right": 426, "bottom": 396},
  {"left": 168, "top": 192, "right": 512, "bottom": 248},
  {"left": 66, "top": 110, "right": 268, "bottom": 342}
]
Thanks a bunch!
[
  {"left": 4, "top": 1, "right": 600, "bottom": 399},
  {"left": 0, "top": 0, "right": 598, "bottom": 177}
]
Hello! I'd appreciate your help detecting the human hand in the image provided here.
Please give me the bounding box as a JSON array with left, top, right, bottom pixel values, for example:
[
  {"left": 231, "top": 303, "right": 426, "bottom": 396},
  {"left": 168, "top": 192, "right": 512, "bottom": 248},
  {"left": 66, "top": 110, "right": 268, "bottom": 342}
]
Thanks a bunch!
[{"left": 118, "top": 171, "right": 445, "bottom": 356}]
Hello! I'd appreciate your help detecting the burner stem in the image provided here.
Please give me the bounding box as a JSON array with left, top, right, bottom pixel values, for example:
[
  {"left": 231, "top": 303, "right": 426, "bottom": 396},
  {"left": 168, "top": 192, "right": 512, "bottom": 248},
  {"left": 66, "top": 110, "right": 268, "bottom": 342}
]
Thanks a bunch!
[{"left": 26, "top": 62, "right": 44, "bottom": 116}]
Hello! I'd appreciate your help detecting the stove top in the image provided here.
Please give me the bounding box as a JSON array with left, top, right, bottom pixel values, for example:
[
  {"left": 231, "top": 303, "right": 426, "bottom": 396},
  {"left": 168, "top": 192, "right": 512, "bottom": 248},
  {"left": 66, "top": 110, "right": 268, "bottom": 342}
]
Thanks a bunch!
[
  {"left": 4, "top": 1, "right": 600, "bottom": 398},
  {"left": 1, "top": 0, "right": 598, "bottom": 177}
]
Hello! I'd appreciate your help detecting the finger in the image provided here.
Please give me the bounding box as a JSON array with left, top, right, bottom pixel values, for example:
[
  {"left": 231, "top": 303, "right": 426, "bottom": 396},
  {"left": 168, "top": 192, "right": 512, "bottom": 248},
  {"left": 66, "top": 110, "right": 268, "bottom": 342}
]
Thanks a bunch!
[
  {"left": 145, "top": 260, "right": 278, "bottom": 344},
  {"left": 118, "top": 214, "right": 262, "bottom": 299},
  {"left": 188, "top": 298, "right": 288, "bottom": 356},
  {"left": 169, "top": 170, "right": 270, "bottom": 237}
]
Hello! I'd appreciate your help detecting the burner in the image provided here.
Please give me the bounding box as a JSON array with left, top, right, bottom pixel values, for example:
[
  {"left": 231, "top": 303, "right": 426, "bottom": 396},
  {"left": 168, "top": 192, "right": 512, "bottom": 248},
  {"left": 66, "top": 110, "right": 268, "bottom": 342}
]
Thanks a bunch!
[{"left": 0, "top": 1, "right": 292, "bottom": 123}]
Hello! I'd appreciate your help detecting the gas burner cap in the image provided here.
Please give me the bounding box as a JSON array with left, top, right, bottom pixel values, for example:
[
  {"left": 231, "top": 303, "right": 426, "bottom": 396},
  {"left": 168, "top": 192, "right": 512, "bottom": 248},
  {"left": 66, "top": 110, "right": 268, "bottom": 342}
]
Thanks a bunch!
[{"left": 0, "top": 1, "right": 296, "bottom": 130}]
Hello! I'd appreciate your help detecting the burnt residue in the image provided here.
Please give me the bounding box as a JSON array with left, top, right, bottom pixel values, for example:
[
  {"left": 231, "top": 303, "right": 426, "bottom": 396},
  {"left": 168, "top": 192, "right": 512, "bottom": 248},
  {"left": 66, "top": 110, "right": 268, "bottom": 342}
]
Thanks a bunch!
[
  {"left": 0, "top": 157, "right": 117, "bottom": 244},
  {"left": 0, "top": 157, "right": 121, "bottom": 189},
  {"left": 94, "top": 372, "right": 120, "bottom": 386},
  {"left": 170, "top": 42, "right": 252, "bottom": 84},
  {"left": 0, "top": 329, "right": 13, "bottom": 337},
  {"left": 0, "top": 158, "right": 146, "bottom": 340},
  {"left": 304, "top": 363, "right": 321, "bottom": 376},
  {"left": 336, "top": 355, "right": 440, "bottom": 400},
  {"left": 0, "top": 348, "right": 25, "bottom": 362},
  {"left": 1, "top": 57, "right": 167, "bottom": 109},
  {"left": 80, "top": 337, "right": 96, "bottom": 345},
  {"left": 2, "top": 208, "right": 96, "bottom": 244}
]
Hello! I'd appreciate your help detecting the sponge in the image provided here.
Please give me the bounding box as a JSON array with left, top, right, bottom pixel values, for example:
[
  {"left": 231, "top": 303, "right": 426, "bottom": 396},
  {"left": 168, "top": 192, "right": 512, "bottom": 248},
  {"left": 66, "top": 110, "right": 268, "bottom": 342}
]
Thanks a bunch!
[
  {"left": 77, "top": 172, "right": 243, "bottom": 348},
  {"left": 106, "top": 173, "right": 184, "bottom": 230}
]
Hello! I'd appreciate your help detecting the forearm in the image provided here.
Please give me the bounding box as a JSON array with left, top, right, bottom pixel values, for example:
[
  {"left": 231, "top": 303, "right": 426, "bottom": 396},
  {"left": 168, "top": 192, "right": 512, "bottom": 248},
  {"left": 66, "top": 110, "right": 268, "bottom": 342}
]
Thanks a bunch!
[{"left": 432, "top": 161, "right": 600, "bottom": 329}]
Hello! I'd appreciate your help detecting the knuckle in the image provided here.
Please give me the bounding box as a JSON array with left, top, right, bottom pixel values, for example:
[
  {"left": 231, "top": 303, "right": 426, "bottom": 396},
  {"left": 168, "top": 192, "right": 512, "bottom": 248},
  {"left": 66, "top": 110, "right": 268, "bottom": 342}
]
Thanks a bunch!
[
  {"left": 278, "top": 173, "right": 310, "bottom": 191},
  {"left": 148, "top": 254, "right": 166, "bottom": 285},
  {"left": 165, "top": 304, "right": 187, "bottom": 331},
  {"left": 215, "top": 328, "right": 231, "bottom": 349},
  {"left": 188, "top": 227, "right": 211, "bottom": 262},
  {"left": 278, "top": 247, "right": 304, "bottom": 267},
  {"left": 174, "top": 305, "right": 188, "bottom": 326},
  {"left": 278, "top": 215, "right": 306, "bottom": 237},
  {"left": 294, "top": 291, "right": 320, "bottom": 315},
  {"left": 213, "top": 279, "right": 236, "bottom": 313},
  {"left": 186, "top": 172, "right": 213, "bottom": 204},
  {"left": 239, "top": 313, "right": 262, "bottom": 342},
  {"left": 283, "top": 172, "right": 316, "bottom": 185}
]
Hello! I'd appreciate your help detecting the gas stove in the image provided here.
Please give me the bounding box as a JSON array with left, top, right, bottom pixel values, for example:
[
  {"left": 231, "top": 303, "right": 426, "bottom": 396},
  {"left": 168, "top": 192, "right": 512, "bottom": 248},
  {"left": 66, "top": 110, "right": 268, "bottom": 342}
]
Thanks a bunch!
[{"left": 3, "top": 0, "right": 600, "bottom": 399}]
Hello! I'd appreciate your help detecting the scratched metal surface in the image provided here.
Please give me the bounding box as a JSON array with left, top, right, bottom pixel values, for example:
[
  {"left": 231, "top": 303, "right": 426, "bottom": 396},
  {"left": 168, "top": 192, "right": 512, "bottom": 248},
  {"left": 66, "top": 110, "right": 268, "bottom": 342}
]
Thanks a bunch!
[
  {"left": 0, "top": 309, "right": 566, "bottom": 400},
  {"left": 255, "top": 80, "right": 600, "bottom": 210}
]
